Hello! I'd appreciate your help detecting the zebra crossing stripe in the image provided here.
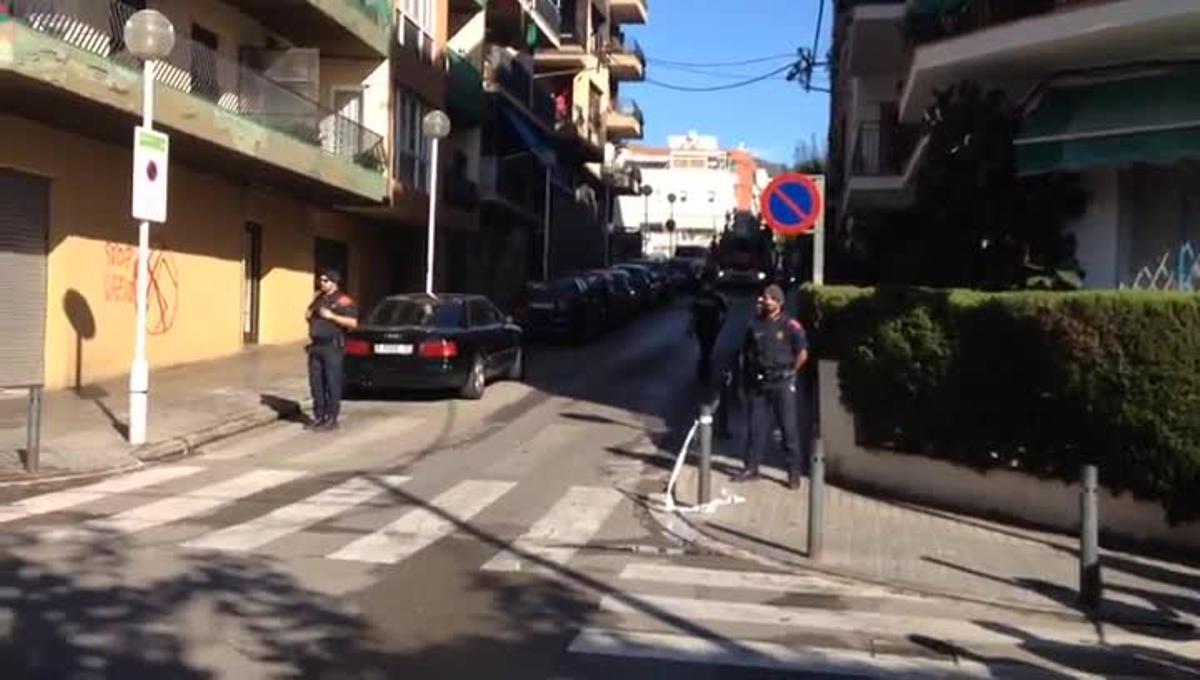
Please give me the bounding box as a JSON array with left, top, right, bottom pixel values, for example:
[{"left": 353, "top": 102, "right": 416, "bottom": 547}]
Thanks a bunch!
[
  {"left": 0, "top": 465, "right": 205, "bottom": 524},
  {"left": 598, "top": 594, "right": 1200, "bottom": 653},
  {"left": 182, "top": 475, "right": 410, "bottom": 552},
  {"left": 43, "top": 469, "right": 306, "bottom": 540},
  {"left": 327, "top": 479, "right": 515, "bottom": 565},
  {"left": 567, "top": 628, "right": 1004, "bottom": 677},
  {"left": 480, "top": 486, "right": 624, "bottom": 573},
  {"left": 286, "top": 417, "right": 423, "bottom": 463},
  {"left": 618, "top": 563, "right": 919, "bottom": 599}
]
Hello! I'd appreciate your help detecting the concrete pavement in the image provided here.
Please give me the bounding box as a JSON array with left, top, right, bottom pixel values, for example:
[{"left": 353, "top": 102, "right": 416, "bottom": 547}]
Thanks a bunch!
[{"left": 1, "top": 295, "right": 1197, "bottom": 678}]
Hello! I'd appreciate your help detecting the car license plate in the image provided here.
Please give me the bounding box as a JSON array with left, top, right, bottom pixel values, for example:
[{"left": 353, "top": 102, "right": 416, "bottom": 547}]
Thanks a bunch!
[
  {"left": 374, "top": 343, "right": 412, "bottom": 355},
  {"left": 528, "top": 302, "right": 555, "bottom": 310}
]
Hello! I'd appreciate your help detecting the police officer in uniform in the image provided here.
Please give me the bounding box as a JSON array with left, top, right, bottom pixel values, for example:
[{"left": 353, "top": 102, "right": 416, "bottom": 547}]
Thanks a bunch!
[
  {"left": 305, "top": 270, "right": 358, "bottom": 431},
  {"left": 735, "top": 283, "right": 809, "bottom": 489},
  {"left": 690, "top": 275, "right": 728, "bottom": 381}
]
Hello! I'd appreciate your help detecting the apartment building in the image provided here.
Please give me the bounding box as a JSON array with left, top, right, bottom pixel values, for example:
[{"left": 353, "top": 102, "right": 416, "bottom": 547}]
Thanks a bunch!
[
  {"left": 830, "top": 0, "right": 1200, "bottom": 290},
  {"left": 0, "top": 0, "right": 397, "bottom": 390},
  {"left": 442, "top": 0, "right": 647, "bottom": 309}
]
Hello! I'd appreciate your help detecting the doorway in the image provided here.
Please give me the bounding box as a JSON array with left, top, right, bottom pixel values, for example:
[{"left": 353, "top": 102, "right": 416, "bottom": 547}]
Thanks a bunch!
[{"left": 242, "top": 223, "right": 262, "bottom": 344}]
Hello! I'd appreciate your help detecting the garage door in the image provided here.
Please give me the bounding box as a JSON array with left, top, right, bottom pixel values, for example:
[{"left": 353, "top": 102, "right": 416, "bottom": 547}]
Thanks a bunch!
[{"left": 0, "top": 169, "right": 49, "bottom": 386}]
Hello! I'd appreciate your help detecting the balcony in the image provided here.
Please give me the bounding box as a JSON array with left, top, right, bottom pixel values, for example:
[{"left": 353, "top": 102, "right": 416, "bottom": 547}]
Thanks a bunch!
[
  {"left": 841, "top": 1, "right": 905, "bottom": 77},
  {"left": 483, "top": 45, "right": 555, "bottom": 130},
  {"left": 447, "top": 51, "right": 484, "bottom": 125},
  {"left": 899, "top": 0, "right": 1200, "bottom": 122},
  {"left": 534, "top": 43, "right": 595, "bottom": 74},
  {"left": 480, "top": 154, "right": 545, "bottom": 224},
  {"left": 608, "top": 32, "right": 645, "bottom": 81},
  {"left": 845, "top": 120, "right": 922, "bottom": 211},
  {"left": 487, "top": 0, "right": 561, "bottom": 48},
  {"left": 218, "top": 0, "right": 392, "bottom": 58},
  {"left": 606, "top": 98, "right": 643, "bottom": 140},
  {"left": 443, "top": 170, "right": 480, "bottom": 209},
  {"left": 2, "top": 0, "right": 387, "bottom": 202},
  {"left": 610, "top": 0, "right": 648, "bottom": 25}
]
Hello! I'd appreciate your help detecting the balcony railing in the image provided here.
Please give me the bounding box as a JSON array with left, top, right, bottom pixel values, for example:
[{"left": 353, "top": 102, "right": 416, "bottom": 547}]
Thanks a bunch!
[
  {"left": 611, "top": 30, "right": 645, "bottom": 64},
  {"left": 7, "top": 0, "right": 386, "bottom": 171},
  {"left": 534, "top": 0, "right": 562, "bottom": 36},
  {"left": 907, "top": 0, "right": 1090, "bottom": 44},
  {"left": 483, "top": 45, "right": 555, "bottom": 128},
  {"left": 851, "top": 120, "right": 918, "bottom": 177},
  {"left": 614, "top": 98, "right": 644, "bottom": 126},
  {"left": 353, "top": 0, "right": 393, "bottom": 27}
]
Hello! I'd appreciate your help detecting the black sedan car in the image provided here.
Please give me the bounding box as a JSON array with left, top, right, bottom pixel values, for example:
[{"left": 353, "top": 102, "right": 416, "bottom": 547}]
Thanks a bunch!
[
  {"left": 344, "top": 294, "right": 523, "bottom": 400},
  {"left": 522, "top": 277, "right": 603, "bottom": 343}
]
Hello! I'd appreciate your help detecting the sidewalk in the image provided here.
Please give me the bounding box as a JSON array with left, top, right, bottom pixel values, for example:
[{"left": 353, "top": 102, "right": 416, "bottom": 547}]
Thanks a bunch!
[
  {"left": 672, "top": 429, "right": 1200, "bottom": 631},
  {"left": 0, "top": 343, "right": 312, "bottom": 480}
]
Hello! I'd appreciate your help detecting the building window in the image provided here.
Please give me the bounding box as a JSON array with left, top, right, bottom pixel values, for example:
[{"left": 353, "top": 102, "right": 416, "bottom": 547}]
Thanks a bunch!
[
  {"left": 394, "top": 87, "right": 433, "bottom": 191},
  {"left": 398, "top": 0, "right": 437, "bottom": 63}
]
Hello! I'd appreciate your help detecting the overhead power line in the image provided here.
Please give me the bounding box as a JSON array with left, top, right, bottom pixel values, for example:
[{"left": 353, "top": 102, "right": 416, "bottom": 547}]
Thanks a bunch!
[
  {"left": 647, "top": 52, "right": 799, "bottom": 68},
  {"left": 644, "top": 62, "right": 797, "bottom": 92},
  {"left": 649, "top": 61, "right": 790, "bottom": 80}
]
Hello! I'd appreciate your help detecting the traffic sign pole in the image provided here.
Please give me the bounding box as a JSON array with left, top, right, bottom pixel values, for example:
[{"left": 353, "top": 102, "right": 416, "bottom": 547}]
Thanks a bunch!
[{"left": 129, "top": 59, "right": 155, "bottom": 446}]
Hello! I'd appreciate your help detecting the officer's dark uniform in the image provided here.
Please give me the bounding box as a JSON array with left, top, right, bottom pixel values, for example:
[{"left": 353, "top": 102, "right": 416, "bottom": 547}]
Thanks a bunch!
[
  {"left": 692, "top": 285, "right": 728, "bottom": 381},
  {"left": 740, "top": 310, "right": 808, "bottom": 486},
  {"left": 307, "top": 287, "right": 357, "bottom": 429}
]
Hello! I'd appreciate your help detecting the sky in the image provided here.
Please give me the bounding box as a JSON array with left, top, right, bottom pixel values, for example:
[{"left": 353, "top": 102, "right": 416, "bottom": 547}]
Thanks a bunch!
[{"left": 622, "top": 0, "right": 833, "bottom": 164}]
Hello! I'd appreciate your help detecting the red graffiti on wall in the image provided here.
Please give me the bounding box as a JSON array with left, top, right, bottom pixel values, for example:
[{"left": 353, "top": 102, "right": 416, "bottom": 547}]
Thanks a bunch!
[{"left": 103, "top": 241, "right": 180, "bottom": 335}]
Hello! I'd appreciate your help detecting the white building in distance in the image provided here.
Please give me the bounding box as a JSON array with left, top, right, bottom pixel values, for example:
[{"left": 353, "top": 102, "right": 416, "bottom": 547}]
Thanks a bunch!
[{"left": 615, "top": 132, "right": 771, "bottom": 258}]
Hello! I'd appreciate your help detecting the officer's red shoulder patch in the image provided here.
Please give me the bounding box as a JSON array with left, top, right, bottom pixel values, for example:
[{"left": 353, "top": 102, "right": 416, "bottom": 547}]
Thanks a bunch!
[{"left": 788, "top": 319, "right": 803, "bottom": 331}]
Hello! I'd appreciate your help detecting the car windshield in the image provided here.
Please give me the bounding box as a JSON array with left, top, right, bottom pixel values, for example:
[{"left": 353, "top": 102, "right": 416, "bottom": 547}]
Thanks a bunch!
[
  {"left": 530, "top": 280, "right": 578, "bottom": 300},
  {"left": 368, "top": 299, "right": 464, "bottom": 328}
]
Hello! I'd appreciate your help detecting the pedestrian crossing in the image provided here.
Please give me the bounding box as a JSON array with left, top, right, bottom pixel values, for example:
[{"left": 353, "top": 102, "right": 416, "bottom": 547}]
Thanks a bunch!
[
  {"left": 0, "top": 465, "right": 628, "bottom": 572},
  {"left": 3, "top": 464, "right": 1195, "bottom": 677}
]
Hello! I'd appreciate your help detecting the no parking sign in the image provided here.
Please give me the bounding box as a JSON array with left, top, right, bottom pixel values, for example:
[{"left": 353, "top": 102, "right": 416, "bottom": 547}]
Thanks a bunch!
[{"left": 760, "top": 173, "right": 824, "bottom": 237}]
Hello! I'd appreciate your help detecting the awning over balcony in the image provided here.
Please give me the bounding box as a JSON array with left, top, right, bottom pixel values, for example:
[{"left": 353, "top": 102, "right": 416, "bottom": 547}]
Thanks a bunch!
[
  {"left": 1015, "top": 70, "right": 1200, "bottom": 176},
  {"left": 501, "top": 106, "right": 557, "bottom": 167}
]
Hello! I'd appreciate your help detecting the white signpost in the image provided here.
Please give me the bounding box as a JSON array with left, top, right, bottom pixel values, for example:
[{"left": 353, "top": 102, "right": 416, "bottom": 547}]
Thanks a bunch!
[{"left": 131, "top": 126, "right": 169, "bottom": 223}]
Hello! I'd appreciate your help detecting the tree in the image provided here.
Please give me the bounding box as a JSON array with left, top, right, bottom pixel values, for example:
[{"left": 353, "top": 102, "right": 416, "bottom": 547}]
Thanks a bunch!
[
  {"left": 792, "top": 135, "right": 827, "bottom": 174},
  {"left": 844, "top": 80, "right": 1087, "bottom": 289}
]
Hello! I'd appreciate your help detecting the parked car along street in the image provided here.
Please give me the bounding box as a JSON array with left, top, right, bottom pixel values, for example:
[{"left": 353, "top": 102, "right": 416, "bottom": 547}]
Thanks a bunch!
[{"left": 344, "top": 294, "right": 523, "bottom": 400}]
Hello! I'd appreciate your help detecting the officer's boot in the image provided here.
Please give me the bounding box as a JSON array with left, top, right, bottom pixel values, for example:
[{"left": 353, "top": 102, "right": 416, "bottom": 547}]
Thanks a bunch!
[
  {"left": 731, "top": 467, "right": 760, "bottom": 483},
  {"left": 788, "top": 465, "right": 802, "bottom": 490}
]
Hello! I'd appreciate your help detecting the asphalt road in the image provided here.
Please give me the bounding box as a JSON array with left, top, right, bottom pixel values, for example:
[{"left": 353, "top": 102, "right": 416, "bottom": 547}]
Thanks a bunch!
[{"left": 0, "top": 293, "right": 1181, "bottom": 679}]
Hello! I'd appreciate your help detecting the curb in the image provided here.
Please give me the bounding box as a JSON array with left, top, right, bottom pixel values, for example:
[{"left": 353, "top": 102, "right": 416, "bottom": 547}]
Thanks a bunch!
[
  {"left": 0, "top": 397, "right": 311, "bottom": 489},
  {"left": 658, "top": 468, "right": 1196, "bottom": 632},
  {"left": 137, "top": 397, "right": 311, "bottom": 463}
]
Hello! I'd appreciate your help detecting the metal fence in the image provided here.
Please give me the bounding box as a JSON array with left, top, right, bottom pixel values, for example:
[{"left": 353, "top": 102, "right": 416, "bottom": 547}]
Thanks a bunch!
[{"left": 9, "top": 0, "right": 386, "bottom": 170}]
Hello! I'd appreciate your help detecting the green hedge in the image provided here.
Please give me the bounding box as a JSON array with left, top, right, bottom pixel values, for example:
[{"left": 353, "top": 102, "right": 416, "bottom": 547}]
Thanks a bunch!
[{"left": 797, "top": 286, "right": 1200, "bottom": 523}]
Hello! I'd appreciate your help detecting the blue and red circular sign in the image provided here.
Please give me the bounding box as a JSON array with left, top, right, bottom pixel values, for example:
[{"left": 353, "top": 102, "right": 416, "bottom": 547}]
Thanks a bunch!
[{"left": 761, "top": 173, "right": 823, "bottom": 236}]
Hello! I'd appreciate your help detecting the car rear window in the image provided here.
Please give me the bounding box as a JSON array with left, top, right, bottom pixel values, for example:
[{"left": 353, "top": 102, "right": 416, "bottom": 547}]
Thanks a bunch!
[
  {"left": 368, "top": 299, "right": 464, "bottom": 328},
  {"left": 530, "top": 280, "right": 579, "bottom": 299}
]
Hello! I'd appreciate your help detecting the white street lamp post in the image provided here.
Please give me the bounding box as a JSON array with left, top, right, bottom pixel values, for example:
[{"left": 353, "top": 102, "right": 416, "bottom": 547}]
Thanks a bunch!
[
  {"left": 422, "top": 110, "right": 451, "bottom": 294},
  {"left": 124, "top": 10, "right": 175, "bottom": 446}
]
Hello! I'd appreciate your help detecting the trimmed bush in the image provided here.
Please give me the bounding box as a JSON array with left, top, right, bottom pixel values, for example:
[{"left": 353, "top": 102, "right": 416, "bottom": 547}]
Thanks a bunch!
[{"left": 798, "top": 286, "right": 1200, "bottom": 523}]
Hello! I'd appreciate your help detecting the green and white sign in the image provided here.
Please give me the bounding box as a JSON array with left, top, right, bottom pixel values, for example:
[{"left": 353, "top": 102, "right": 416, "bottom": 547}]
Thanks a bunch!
[{"left": 131, "top": 126, "right": 169, "bottom": 223}]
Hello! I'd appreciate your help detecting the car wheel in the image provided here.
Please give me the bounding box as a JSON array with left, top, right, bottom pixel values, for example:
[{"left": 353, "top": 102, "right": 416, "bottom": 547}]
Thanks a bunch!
[
  {"left": 506, "top": 347, "right": 525, "bottom": 382},
  {"left": 460, "top": 355, "right": 486, "bottom": 400}
]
